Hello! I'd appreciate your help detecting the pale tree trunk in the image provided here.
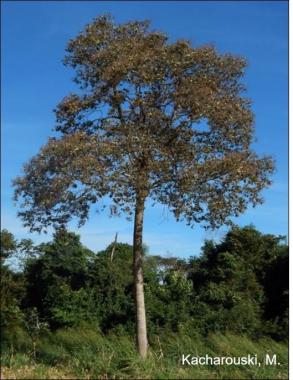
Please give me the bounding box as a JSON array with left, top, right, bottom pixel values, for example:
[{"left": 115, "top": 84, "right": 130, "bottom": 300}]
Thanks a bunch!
[{"left": 133, "top": 194, "right": 148, "bottom": 358}]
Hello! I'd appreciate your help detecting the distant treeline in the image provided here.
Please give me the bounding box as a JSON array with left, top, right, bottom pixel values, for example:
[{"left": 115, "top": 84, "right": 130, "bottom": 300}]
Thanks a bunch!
[{"left": 1, "top": 225, "right": 288, "bottom": 344}]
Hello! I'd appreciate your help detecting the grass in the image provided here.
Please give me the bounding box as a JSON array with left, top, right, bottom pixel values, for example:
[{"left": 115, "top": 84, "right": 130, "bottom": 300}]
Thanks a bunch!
[{"left": 1, "top": 326, "right": 288, "bottom": 379}]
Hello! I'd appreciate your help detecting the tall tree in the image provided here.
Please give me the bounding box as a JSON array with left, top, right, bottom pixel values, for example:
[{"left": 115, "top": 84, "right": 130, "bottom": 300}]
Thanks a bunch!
[{"left": 13, "top": 15, "right": 274, "bottom": 357}]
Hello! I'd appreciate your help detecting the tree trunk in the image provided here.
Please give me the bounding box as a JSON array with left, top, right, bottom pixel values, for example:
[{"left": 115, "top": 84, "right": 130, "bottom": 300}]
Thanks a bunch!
[{"left": 133, "top": 195, "right": 148, "bottom": 359}]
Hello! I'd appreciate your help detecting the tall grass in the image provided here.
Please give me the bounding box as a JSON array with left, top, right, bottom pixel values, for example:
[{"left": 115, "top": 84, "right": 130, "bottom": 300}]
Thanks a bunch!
[{"left": 1, "top": 326, "right": 288, "bottom": 379}]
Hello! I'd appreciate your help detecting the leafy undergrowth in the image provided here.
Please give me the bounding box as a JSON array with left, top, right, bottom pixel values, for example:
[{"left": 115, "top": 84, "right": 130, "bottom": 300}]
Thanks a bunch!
[{"left": 1, "top": 327, "right": 288, "bottom": 379}]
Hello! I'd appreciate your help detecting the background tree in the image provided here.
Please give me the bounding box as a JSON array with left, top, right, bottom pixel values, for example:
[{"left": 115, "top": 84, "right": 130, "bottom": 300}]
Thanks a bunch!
[
  {"left": 88, "top": 243, "right": 135, "bottom": 333},
  {"left": 13, "top": 15, "right": 274, "bottom": 357},
  {"left": 23, "top": 229, "right": 96, "bottom": 328},
  {"left": 262, "top": 243, "right": 288, "bottom": 340},
  {"left": 0, "top": 230, "right": 25, "bottom": 335},
  {"left": 1, "top": 229, "right": 17, "bottom": 261},
  {"left": 187, "top": 226, "right": 288, "bottom": 339}
]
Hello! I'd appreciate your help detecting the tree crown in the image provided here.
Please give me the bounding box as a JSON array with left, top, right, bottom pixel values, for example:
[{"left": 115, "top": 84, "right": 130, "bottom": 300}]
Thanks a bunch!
[{"left": 14, "top": 15, "right": 274, "bottom": 232}]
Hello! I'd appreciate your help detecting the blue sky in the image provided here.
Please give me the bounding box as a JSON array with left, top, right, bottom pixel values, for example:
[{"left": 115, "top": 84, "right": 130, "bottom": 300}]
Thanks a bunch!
[{"left": 1, "top": 1, "right": 288, "bottom": 257}]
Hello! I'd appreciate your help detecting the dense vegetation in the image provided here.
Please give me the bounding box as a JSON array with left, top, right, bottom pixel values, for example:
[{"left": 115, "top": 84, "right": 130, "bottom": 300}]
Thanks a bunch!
[{"left": 1, "top": 225, "right": 288, "bottom": 378}]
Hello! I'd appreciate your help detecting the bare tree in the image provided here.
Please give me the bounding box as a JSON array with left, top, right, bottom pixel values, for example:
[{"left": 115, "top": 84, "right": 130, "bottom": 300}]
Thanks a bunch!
[
  {"left": 13, "top": 15, "right": 274, "bottom": 358},
  {"left": 110, "top": 232, "right": 118, "bottom": 262}
]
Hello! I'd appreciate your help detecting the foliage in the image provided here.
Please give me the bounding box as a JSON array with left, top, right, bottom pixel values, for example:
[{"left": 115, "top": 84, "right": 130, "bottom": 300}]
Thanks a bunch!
[
  {"left": 88, "top": 242, "right": 135, "bottom": 332},
  {"left": 13, "top": 14, "right": 273, "bottom": 233},
  {"left": 262, "top": 246, "right": 288, "bottom": 340},
  {"left": 23, "top": 229, "right": 96, "bottom": 328},
  {"left": 1, "top": 225, "right": 288, "bottom": 341},
  {"left": 0, "top": 266, "right": 25, "bottom": 330},
  {"left": 0, "top": 231, "right": 25, "bottom": 330},
  {"left": 1, "top": 229, "right": 17, "bottom": 260},
  {"left": 0, "top": 225, "right": 289, "bottom": 378},
  {"left": 187, "top": 225, "right": 288, "bottom": 339}
]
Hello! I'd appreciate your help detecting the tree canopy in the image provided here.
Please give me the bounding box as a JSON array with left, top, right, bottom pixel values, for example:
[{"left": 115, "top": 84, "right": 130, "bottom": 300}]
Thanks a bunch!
[
  {"left": 13, "top": 15, "right": 274, "bottom": 232},
  {"left": 1, "top": 226, "right": 288, "bottom": 341}
]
